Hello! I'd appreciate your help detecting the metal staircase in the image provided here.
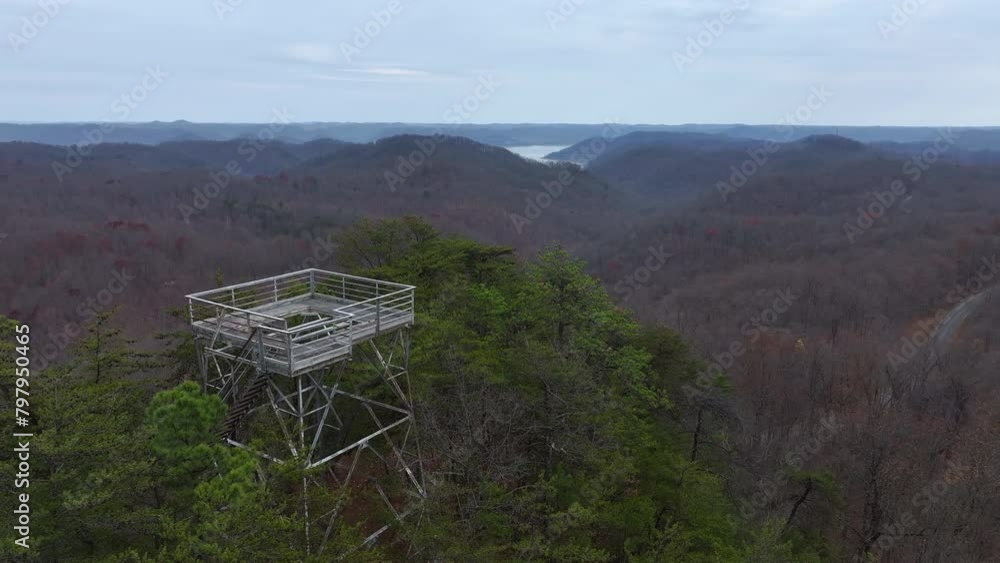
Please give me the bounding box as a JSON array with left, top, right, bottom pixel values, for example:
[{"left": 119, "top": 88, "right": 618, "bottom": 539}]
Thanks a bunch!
[{"left": 217, "top": 328, "right": 271, "bottom": 440}]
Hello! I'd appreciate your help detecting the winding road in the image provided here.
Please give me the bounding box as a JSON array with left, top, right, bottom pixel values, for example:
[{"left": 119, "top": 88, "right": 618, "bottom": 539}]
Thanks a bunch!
[{"left": 932, "top": 289, "right": 993, "bottom": 355}]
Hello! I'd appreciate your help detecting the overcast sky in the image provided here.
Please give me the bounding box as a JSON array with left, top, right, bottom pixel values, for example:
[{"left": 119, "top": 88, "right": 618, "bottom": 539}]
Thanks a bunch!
[{"left": 1, "top": 0, "right": 996, "bottom": 125}]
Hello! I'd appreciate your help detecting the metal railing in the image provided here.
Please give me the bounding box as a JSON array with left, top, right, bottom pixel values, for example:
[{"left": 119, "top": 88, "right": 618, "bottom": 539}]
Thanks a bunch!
[{"left": 188, "top": 269, "right": 415, "bottom": 373}]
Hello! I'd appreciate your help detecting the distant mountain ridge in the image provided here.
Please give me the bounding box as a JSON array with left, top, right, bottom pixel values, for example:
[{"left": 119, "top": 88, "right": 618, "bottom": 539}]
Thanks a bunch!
[{"left": 5, "top": 121, "right": 1000, "bottom": 151}]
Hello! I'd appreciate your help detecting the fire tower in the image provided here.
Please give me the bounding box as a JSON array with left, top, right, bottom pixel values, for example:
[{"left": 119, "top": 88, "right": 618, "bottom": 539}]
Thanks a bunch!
[{"left": 186, "top": 269, "right": 424, "bottom": 550}]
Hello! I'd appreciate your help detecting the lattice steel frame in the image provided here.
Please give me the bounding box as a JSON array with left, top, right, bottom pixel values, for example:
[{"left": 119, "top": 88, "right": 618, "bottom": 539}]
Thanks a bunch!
[{"left": 193, "top": 308, "right": 425, "bottom": 551}]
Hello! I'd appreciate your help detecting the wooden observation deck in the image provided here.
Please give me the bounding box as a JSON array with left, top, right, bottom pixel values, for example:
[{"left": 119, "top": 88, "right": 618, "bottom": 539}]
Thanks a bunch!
[{"left": 187, "top": 269, "right": 415, "bottom": 376}]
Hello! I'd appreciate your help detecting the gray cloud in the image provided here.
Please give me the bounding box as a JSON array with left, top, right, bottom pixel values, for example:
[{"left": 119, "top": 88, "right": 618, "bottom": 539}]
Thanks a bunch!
[{"left": 0, "top": 0, "right": 996, "bottom": 124}]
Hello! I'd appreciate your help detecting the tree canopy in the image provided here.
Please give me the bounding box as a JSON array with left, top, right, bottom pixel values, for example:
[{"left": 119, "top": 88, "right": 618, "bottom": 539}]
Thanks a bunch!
[{"left": 1, "top": 218, "right": 827, "bottom": 561}]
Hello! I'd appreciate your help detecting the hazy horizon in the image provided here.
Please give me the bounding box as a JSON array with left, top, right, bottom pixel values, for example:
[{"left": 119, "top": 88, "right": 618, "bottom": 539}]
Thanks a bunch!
[{"left": 3, "top": 120, "right": 1000, "bottom": 128}]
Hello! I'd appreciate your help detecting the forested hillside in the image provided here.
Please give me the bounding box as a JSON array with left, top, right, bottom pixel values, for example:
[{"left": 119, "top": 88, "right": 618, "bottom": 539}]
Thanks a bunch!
[
  {"left": 0, "top": 135, "right": 616, "bottom": 354},
  {"left": 2, "top": 132, "right": 1000, "bottom": 560},
  {"left": 1, "top": 220, "right": 830, "bottom": 561}
]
